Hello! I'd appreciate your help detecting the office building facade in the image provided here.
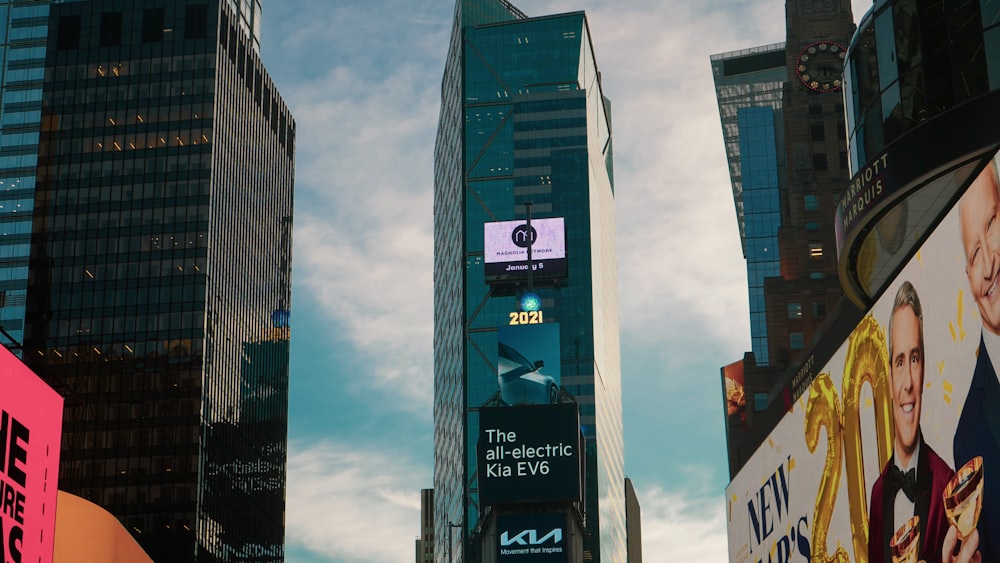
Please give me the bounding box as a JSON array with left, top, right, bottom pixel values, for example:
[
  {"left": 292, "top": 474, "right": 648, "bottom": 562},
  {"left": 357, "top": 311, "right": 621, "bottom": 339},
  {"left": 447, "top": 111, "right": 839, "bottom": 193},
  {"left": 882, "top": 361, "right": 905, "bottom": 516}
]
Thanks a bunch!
[
  {"left": 711, "top": 42, "right": 786, "bottom": 369},
  {"left": 21, "top": 1, "right": 294, "bottom": 561},
  {"left": 416, "top": 488, "right": 434, "bottom": 563},
  {"left": 0, "top": 1, "right": 64, "bottom": 355},
  {"left": 0, "top": 1, "right": 258, "bottom": 358},
  {"left": 432, "top": 0, "right": 623, "bottom": 560},
  {"left": 714, "top": 1, "right": 857, "bottom": 477}
]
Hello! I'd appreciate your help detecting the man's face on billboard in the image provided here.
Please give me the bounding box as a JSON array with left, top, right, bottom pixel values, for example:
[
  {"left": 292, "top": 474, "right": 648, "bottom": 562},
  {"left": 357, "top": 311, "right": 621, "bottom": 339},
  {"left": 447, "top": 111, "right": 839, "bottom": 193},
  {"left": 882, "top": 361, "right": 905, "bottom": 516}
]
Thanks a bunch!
[
  {"left": 961, "top": 163, "right": 1000, "bottom": 336},
  {"left": 890, "top": 304, "right": 923, "bottom": 464}
]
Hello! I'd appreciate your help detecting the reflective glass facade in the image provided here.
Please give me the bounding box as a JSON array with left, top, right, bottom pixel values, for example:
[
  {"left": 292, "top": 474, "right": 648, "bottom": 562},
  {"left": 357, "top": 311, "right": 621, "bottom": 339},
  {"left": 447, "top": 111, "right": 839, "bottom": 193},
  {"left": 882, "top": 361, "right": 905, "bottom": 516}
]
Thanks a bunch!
[
  {"left": 0, "top": 1, "right": 66, "bottom": 355},
  {"left": 433, "top": 2, "right": 623, "bottom": 561},
  {"left": 837, "top": 0, "right": 1000, "bottom": 305},
  {"left": 845, "top": 1, "right": 992, "bottom": 174},
  {"left": 22, "top": 1, "right": 293, "bottom": 561},
  {"left": 711, "top": 44, "right": 785, "bottom": 366}
]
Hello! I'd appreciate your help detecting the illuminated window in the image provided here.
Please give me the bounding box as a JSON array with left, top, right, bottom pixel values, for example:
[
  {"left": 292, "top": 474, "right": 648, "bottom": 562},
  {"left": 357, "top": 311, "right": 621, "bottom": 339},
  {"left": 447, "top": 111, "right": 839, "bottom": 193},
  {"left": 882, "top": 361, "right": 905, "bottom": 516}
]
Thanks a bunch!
[
  {"left": 788, "top": 303, "right": 802, "bottom": 319},
  {"left": 809, "top": 242, "right": 823, "bottom": 258}
]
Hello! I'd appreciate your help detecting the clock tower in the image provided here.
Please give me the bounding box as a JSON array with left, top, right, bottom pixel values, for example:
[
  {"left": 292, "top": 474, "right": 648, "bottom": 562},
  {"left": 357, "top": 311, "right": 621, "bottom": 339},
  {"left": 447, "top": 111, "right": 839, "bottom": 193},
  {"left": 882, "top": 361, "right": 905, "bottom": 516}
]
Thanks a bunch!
[{"left": 766, "top": 1, "right": 856, "bottom": 370}]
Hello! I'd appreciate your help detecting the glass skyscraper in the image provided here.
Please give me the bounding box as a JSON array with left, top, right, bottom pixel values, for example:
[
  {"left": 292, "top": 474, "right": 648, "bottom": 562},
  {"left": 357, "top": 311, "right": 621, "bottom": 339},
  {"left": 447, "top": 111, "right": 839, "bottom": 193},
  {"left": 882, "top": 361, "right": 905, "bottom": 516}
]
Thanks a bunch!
[
  {"left": 0, "top": 1, "right": 259, "bottom": 358},
  {"left": 433, "top": 1, "right": 623, "bottom": 561},
  {"left": 0, "top": 1, "right": 64, "bottom": 355},
  {"left": 20, "top": 1, "right": 293, "bottom": 561},
  {"left": 711, "top": 44, "right": 786, "bottom": 367}
]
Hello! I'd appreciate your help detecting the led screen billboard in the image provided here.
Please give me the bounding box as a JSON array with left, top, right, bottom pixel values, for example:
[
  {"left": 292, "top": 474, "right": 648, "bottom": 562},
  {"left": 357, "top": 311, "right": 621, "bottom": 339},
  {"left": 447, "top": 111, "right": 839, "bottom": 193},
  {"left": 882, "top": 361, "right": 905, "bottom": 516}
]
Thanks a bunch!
[
  {"left": 722, "top": 359, "right": 746, "bottom": 431},
  {"left": 497, "top": 323, "right": 561, "bottom": 406},
  {"left": 478, "top": 403, "right": 581, "bottom": 505},
  {"left": 497, "top": 513, "right": 567, "bottom": 563},
  {"left": 726, "top": 153, "right": 1000, "bottom": 563},
  {"left": 484, "top": 218, "right": 567, "bottom": 284},
  {"left": 0, "top": 346, "right": 62, "bottom": 563}
]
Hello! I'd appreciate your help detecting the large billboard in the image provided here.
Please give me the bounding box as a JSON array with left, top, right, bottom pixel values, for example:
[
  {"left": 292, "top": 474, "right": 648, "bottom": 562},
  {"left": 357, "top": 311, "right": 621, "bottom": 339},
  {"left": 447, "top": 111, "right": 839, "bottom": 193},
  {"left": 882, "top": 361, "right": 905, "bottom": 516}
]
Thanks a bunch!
[
  {"left": 497, "top": 323, "right": 561, "bottom": 406},
  {"left": 727, "top": 154, "right": 1000, "bottom": 563},
  {"left": 478, "top": 403, "right": 581, "bottom": 505},
  {"left": 0, "top": 346, "right": 62, "bottom": 563},
  {"left": 484, "top": 218, "right": 567, "bottom": 284},
  {"left": 497, "top": 513, "right": 567, "bottom": 562}
]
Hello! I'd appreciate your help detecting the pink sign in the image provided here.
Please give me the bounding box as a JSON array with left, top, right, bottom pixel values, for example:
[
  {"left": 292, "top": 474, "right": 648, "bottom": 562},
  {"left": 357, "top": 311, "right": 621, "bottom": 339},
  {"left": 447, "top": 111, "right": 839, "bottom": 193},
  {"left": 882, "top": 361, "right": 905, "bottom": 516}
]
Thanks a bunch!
[{"left": 0, "top": 346, "right": 62, "bottom": 563}]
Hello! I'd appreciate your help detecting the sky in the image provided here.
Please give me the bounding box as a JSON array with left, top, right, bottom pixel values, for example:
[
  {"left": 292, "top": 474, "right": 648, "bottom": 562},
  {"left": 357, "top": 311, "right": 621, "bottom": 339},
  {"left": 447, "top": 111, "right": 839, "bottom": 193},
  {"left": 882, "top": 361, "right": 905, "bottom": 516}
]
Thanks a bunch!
[{"left": 258, "top": 1, "right": 876, "bottom": 561}]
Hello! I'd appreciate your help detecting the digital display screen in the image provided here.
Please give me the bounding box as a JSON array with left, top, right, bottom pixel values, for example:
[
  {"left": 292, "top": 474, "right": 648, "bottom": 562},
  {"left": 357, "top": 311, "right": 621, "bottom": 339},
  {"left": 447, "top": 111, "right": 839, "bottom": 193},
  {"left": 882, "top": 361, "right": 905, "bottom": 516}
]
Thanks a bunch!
[
  {"left": 484, "top": 218, "right": 567, "bottom": 284},
  {"left": 478, "top": 403, "right": 581, "bottom": 505},
  {"left": 0, "top": 346, "right": 62, "bottom": 563}
]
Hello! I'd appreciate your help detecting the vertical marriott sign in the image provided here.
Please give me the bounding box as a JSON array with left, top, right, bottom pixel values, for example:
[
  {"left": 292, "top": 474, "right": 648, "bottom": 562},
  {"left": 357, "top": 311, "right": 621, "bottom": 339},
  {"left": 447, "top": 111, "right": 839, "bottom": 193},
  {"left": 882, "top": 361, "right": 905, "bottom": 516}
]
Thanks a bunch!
[{"left": 1, "top": 347, "right": 62, "bottom": 563}]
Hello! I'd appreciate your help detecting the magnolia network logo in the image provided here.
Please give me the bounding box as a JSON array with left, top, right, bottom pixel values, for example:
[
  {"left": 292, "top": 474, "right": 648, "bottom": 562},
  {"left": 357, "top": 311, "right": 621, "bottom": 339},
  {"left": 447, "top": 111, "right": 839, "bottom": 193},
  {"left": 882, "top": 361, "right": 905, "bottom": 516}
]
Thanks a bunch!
[{"left": 511, "top": 224, "right": 537, "bottom": 248}]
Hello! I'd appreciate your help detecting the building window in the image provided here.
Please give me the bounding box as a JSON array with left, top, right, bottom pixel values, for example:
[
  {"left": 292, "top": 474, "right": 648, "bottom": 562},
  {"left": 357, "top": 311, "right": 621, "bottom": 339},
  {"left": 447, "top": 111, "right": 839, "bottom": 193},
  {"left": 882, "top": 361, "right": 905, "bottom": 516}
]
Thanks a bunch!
[
  {"left": 809, "top": 242, "right": 823, "bottom": 258},
  {"left": 805, "top": 194, "right": 818, "bottom": 211},
  {"left": 100, "top": 11, "right": 123, "bottom": 47},
  {"left": 840, "top": 151, "right": 848, "bottom": 170},
  {"left": 790, "top": 332, "right": 805, "bottom": 350},
  {"left": 142, "top": 8, "right": 165, "bottom": 42},
  {"left": 788, "top": 303, "right": 803, "bottom": 319},
  {"left": 813, "top": 153, "right": 828, "bottom": 171},
  {"left": 814, "top": 302, "right": 827, "bottom": 319},
  {"left": 57, "top": 15, "right": 81, "bottom": 50},
  {"left": 809, "top": 104, "right": 823, "bottom": 116},
  {"left": 754, "top": 392, "right": 768, "bottom": 412},
  {"left": 837, "top": 121, "right": 846, "bottom": 139},
  {"left": 811, "top": 124, "right": 825, "bottom": 141},
  {"left": 810, "top": 271, "right": 825, "bottom": 280},
  {"left": 807, "top": 221, "right": 820, "bottom": 231},
  {"left": 185, "top": 4, "right": 209, "bottom": 39}
]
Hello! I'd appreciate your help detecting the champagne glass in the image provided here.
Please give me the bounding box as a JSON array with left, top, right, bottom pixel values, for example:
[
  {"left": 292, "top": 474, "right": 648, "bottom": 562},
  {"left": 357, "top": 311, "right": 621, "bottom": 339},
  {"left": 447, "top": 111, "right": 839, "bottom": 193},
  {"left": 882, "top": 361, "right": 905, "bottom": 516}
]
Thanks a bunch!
[
  {"left": 943, "top": 456, "right": 984, "bottom": 540},
  {"left": 890, "top": 515, "right": 921, "bottom": 563}
]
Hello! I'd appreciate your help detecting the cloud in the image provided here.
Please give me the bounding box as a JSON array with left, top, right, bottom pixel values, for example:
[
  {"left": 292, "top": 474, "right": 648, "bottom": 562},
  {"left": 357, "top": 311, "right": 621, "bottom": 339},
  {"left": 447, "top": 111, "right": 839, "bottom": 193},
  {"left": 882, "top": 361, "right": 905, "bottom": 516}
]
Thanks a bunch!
[
  {"left": 285, "top": 440, "right": 429, "bottom": 563},
  {"left": 265, "top": 4, "right": 446, "bottom": 410},
  {"left": 635, "top": 483, "right": 730, "bottom": 562}
]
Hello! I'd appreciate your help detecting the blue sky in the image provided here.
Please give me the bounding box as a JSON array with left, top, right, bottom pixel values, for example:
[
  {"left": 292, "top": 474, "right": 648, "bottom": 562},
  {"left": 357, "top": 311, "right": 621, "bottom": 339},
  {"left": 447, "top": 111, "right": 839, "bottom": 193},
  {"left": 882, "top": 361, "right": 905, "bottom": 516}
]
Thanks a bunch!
[{"left": 258, "top": 1, "right": 875, "bottom": 561}]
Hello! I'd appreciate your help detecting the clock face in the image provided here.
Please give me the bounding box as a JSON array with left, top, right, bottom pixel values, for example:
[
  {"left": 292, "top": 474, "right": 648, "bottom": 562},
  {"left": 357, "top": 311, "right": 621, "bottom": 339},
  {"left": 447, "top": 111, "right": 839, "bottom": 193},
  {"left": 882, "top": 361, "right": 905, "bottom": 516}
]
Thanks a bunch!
[{"left": 796, "top": 40, "right": 847, "bottom": 92}]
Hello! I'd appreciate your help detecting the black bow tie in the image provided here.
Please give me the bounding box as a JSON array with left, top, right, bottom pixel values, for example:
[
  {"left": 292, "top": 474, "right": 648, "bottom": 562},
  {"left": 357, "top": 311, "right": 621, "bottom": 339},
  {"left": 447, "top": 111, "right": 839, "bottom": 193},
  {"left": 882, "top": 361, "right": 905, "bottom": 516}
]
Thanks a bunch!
[{"left": 887, "top": 464, "right": 918, "bottom": 502}]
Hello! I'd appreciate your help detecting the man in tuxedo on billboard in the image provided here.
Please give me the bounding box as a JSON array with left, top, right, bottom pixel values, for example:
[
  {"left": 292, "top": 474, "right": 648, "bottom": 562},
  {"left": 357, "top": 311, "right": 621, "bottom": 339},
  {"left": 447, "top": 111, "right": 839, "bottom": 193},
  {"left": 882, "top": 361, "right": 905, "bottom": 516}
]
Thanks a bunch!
[
  {"left": 946, "top": 160, "right": 1000, "bottom": 563},
  {"left": 869, "top": 281, "right": 953, "bottom": 563}
]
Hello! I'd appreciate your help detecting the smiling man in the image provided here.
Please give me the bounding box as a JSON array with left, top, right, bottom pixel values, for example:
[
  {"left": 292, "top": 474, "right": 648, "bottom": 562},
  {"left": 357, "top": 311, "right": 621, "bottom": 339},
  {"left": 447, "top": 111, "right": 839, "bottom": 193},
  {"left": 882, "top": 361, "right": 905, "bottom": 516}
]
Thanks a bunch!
[
  {"left": 868, "top": 281, "right": 953, "bottom": 563},
  {"left": 947, "top": 159, "right": 1000, "bottom": 562}
]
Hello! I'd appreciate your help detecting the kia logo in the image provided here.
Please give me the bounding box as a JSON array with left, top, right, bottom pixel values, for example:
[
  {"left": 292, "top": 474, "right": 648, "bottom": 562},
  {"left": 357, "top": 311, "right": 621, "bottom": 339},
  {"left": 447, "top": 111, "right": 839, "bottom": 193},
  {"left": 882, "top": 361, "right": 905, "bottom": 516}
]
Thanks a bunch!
[
  {"left": 511, "top": 224, "right": 537, "bottom": 248},
  {"left": 500, "top": 528, "right": 563, "bottom": 546}
]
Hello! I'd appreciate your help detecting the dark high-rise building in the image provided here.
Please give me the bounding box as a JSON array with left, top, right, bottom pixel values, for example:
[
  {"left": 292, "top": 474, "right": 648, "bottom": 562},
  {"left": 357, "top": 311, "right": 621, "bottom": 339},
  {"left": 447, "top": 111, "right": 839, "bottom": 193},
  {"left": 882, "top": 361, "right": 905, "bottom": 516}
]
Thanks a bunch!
[
  {"left": 21, "top": 1, "right": 294, "bottom": 561},
  {"left": 624, "top": 478, "right": 642, "bottom": 563},
  {"left": 713, "top": 2, "right": 857, "bottom": 476},
  {"left": 416, "top": 488, "right": 434, "bottom": 563},
  {"left": 0, "top": 1, "right": 262, "bottom": 358},
  {"left": 433, "top": 0, "right": 623, "bottom": 561}
]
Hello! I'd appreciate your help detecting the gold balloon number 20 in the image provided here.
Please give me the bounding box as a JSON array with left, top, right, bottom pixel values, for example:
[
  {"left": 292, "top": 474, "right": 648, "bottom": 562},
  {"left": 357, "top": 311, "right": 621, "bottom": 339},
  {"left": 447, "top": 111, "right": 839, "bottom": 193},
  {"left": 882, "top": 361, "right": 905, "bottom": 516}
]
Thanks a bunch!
[{"left": 804, "top": 315, "right": 894, "bottom": 563}]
